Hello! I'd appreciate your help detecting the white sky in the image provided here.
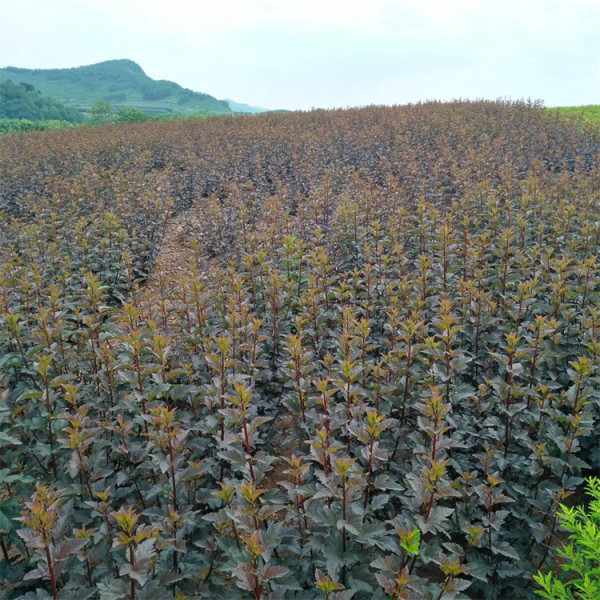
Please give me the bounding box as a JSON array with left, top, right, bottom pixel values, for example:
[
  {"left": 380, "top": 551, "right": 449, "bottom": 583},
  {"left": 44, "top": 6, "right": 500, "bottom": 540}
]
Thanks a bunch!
[{"left": 0, "top": 0, "right": 598, "bottom": 110}]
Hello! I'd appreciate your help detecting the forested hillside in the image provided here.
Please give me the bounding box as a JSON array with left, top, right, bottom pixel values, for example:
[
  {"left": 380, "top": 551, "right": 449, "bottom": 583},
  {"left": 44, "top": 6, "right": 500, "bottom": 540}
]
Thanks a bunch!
[
  {"left": 0, "top": 59, "right": 232, "bottom": 115},
  {"left": 0, "top": 80, "right": 85, "bottom": 122}
]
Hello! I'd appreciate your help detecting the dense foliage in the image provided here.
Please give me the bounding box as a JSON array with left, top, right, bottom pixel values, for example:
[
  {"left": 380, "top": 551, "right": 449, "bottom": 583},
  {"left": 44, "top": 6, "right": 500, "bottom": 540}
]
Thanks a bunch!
[
  {"left": 87, "top": 101, "right": 215, "bottom": 126},
  {"left": 0, "top": 110, "right": 223, "bottom": 136},
  {"left": 0, "top": 60, "right": 232, "bottom": 116},
  {"left": 534, "top": 477, "right": 600, "bottom": 599},
  {"left": 0, "top": 119, "right": 78, "bottom": 134},
  {"left": 0, "top": 81, "right": 85, "bottom": 123},
  {"left": 0, "top": 101, "right": 599, "bottom": 600},
  {"left": 548, "top": 106, "right": 600, "bottom": 126}
]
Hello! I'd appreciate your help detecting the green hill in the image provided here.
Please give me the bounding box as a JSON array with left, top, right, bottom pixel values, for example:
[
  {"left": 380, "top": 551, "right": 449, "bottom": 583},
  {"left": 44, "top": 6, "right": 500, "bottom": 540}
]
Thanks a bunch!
[
  {"left": 0, "top": 80, "right": 85, "bottom": 122},
  {"left": 0, "top": 59, "right": 232, "bottom": 116}
]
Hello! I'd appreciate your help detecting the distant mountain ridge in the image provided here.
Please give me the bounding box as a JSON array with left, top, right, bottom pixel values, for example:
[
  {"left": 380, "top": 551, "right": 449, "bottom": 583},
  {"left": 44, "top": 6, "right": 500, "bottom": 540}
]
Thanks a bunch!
[
  {"left": 223, "top": 98, "right": 269, "bottom": 114},
  {"left": 0, "top": 59, "right": 232, "bottom": 115}
]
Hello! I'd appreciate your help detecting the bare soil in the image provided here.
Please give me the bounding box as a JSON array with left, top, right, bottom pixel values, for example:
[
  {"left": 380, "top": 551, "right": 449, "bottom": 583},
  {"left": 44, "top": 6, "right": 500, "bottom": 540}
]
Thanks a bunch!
[{"left": 134, "top": 200, "right": 215, "bottom": 320}]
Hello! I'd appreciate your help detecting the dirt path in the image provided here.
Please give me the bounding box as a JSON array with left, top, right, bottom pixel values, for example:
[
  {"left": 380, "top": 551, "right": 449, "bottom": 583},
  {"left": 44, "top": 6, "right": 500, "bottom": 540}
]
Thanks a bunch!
[
  {"left": 133, "top": 200, "right": 213, "bottom": 319},
  {"left": 118, "top": 199, "right": 302, "bottom": 489}
]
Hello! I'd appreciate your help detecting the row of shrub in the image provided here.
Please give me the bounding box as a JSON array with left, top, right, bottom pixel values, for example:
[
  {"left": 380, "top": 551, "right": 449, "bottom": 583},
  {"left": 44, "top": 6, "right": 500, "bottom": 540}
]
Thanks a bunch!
[{"left": 0, "top": 101, "right": 598, "bottom": 599}]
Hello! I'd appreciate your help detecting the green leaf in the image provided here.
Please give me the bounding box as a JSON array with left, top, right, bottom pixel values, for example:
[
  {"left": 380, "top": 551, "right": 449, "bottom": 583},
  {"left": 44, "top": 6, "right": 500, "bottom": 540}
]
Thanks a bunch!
[
  {"left": 400, "top": 527, "right": 421, "bottom": 555},
  {"left": 0, "top": 433, "right": 21, "bottom": 445}
]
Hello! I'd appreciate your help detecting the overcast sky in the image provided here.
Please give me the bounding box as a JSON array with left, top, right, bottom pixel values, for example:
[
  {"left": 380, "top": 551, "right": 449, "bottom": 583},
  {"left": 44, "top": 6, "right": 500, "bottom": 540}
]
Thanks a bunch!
[{"left": 0, "top": 0, "right": 598, "bottom": 110}]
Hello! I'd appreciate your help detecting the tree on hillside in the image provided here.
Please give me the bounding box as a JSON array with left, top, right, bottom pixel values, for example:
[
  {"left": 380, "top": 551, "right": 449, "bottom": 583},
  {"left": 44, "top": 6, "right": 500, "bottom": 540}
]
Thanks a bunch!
[
  {"left": 0, "top": 80, "right": 84, "bottom": 122},
  {"left": 116, "top": 106, "right": 149, "bottom": 123},
  {"left": 89, "top": 97, "right": 114, "bottom": 125}
]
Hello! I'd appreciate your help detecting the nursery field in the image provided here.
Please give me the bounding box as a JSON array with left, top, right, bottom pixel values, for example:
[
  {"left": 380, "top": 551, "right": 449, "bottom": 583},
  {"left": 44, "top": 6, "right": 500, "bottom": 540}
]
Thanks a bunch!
[{"left": 0, "top": 101, "right": 599, "bottom": 600}]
